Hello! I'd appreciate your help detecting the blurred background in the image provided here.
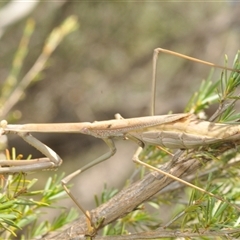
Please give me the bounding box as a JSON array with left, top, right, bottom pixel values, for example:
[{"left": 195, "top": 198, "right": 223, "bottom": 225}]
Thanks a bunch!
[{"left": 0, "top": 1, "right": 240, "bottom": 220}]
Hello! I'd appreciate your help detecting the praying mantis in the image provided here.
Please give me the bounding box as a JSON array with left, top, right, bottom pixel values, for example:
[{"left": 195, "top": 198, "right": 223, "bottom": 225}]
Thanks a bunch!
[{"left": 1, "top": 48, "right": 240, "bottom": 235}]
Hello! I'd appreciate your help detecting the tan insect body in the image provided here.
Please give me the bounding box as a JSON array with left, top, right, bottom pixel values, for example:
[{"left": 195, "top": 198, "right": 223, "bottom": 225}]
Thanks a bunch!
[{"left": 1, "top": 48, "right": 240, "bottom": 231}]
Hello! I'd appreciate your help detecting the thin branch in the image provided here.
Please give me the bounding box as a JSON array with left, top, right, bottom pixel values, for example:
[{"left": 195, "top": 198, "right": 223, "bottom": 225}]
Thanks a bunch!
[
  {"left": 0, "top": 16, "right": 78, "bottom": 118},
  {"left": 91, "top": 228, "right": 240, "bottom": 240}
]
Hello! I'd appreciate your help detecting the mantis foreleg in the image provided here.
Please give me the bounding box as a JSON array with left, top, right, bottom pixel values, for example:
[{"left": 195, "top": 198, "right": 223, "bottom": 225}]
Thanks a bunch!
[{"left": 0, "top": 132, "right": 61, "bottom": 172}]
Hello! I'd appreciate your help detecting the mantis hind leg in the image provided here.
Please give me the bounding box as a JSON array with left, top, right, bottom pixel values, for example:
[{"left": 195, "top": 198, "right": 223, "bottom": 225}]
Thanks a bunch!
[
  {"left": 132, "top": 146, "right": 240, "bottom": 212},
  {"left": 151, "top": 48, "right": 240, "bottom": 116}
]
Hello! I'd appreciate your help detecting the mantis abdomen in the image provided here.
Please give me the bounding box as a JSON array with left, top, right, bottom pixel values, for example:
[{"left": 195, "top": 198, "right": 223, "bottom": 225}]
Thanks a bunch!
[{"left": 130, "top": 114, "right": 240, "bottom": 149}]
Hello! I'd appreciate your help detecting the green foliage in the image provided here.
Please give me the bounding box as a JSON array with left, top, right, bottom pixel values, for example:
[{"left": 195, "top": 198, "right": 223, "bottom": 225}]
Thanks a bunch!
[
  {"left": 0, "top": 149, "right": 78, "bottom": 239},
  {"left": 185, "top": 69, "right": 220, "bottom": 113},
  {"left": 185, "top": 50, "right": 240, "bottom": 119}
]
